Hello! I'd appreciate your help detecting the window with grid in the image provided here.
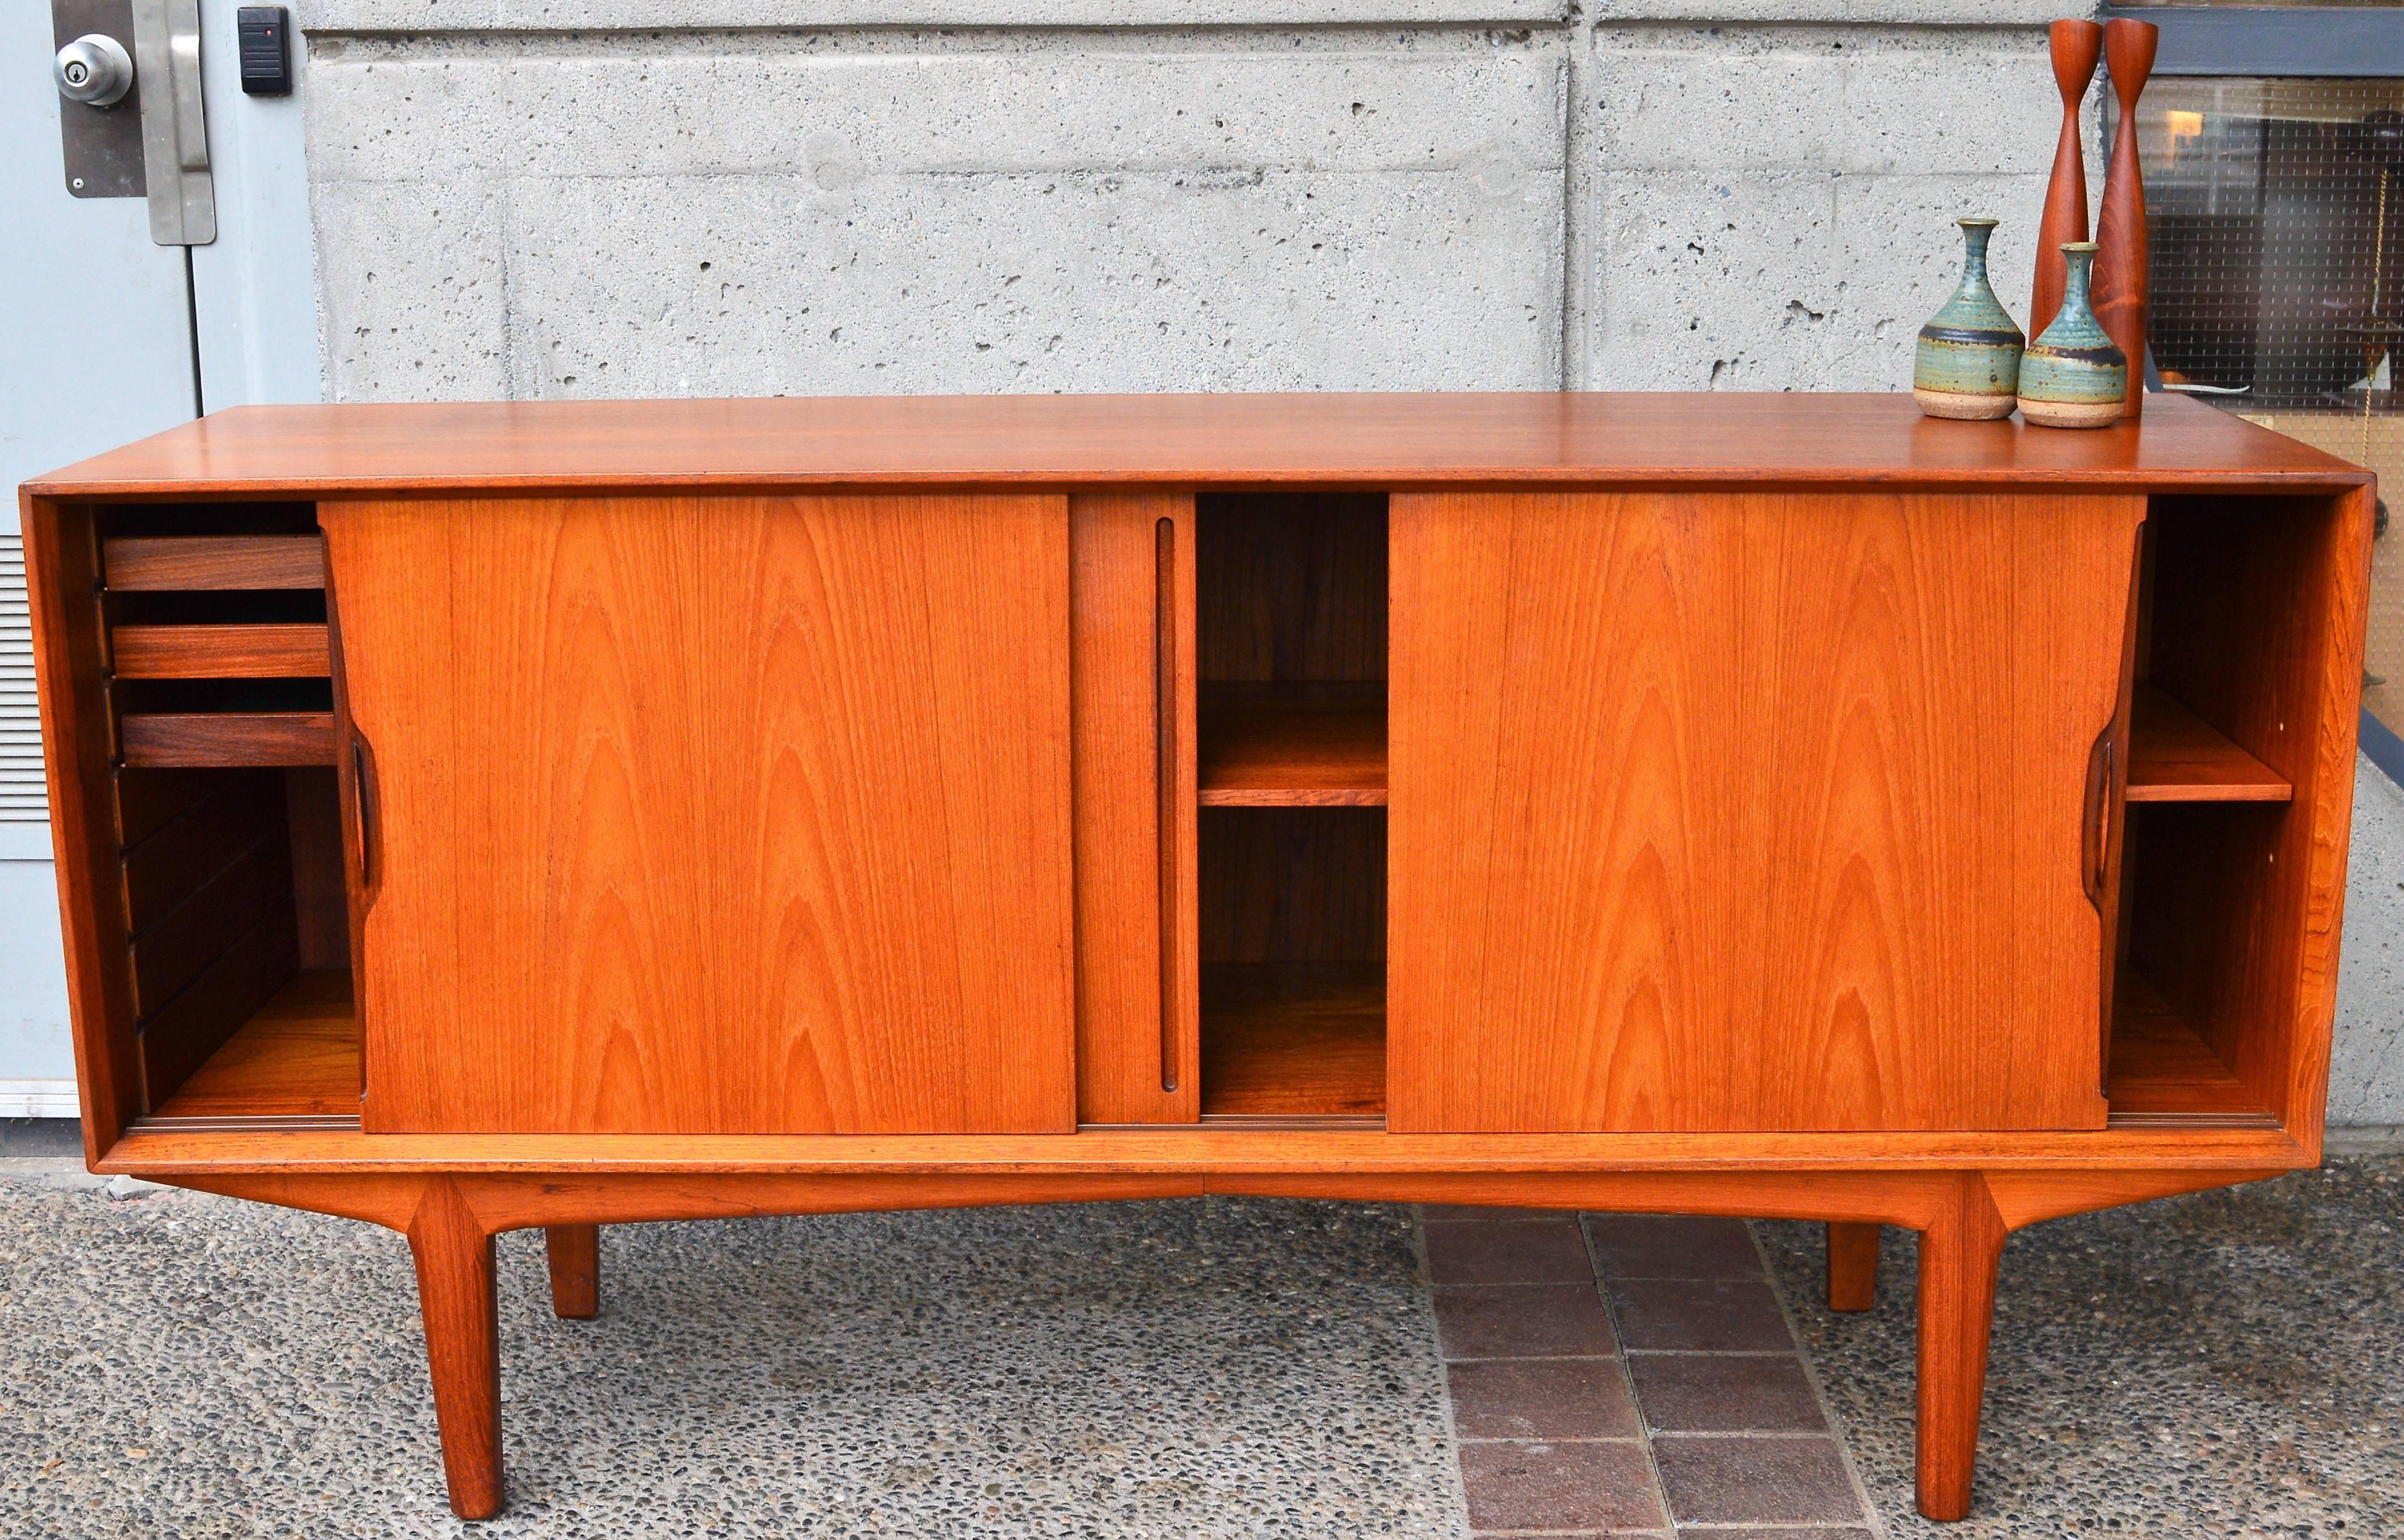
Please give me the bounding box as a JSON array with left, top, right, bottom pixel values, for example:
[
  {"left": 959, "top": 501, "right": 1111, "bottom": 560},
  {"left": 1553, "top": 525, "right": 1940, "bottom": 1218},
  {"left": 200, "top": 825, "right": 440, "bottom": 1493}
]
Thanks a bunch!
[{"left": 2125, "top": 77, "right": 2404, "bottom": 750}]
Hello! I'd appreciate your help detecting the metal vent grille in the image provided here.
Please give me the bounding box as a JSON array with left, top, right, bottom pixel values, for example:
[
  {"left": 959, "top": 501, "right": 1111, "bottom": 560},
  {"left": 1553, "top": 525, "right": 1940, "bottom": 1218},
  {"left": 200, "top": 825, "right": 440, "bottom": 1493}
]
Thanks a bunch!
[{"left": 1, "top": 534, "right": 46, "bottom": 825}]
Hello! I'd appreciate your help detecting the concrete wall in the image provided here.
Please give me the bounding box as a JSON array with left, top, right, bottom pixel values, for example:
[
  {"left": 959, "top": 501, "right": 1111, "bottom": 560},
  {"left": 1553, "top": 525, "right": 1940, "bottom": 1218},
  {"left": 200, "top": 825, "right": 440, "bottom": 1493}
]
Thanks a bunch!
[
  {"left": 288, "top": 0, "right": 2404, "bottom": 1124},
  {"left": 293, "top": 0, "right": 2075, "bottom": 399},
  {"left": 2335, "top": 758, "right": 2404, "bottom": 1128}
]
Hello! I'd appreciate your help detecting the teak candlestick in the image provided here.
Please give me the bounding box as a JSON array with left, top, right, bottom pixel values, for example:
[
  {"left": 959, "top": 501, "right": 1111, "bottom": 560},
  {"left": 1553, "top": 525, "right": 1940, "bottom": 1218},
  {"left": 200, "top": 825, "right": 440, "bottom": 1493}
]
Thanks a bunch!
[
  {"left": 2032, "top": 19, "right": 2103, "bottom": 338},
  {"left": 2093, "top": 17, "right": 2158, "bottom": 421}
]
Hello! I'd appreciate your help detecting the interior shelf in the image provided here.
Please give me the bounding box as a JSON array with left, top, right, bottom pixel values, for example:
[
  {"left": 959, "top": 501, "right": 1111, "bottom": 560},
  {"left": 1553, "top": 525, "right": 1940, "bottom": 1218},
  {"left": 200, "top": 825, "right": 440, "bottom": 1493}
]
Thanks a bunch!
[
  {"left": 103, "top": 533, "right": 327, "bottom": 591},
  {"left": 1199, "top": 962, "right": 1386, "bottom": 1121},
  {"left": 2126, "top": 683, "right": 2290, "bottom": 804},
  {"left": 2106, "top": 968, "right": 2272, "bottom": 1125},
  {"left": 146, "top": 970, "right": 360, "bottom": 1123},
  {"left": 112, "top": 622, "right": 332, "bottom": 680},
  {"left": 1197, "top": 682, "right": 1386, "bottom": 806},
  {"left": 120, "top": 712, "right": 339, "bottom": 768}
]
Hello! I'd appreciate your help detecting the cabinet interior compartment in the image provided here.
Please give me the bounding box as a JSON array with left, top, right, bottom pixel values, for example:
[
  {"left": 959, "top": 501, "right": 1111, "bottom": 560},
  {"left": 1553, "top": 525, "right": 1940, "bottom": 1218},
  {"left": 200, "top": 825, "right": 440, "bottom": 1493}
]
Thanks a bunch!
[
  {"left": 2106, "top": 493, "right": 2355, "bottom": 1128},
  {"left": 1194, "top": 493, "right": 1388, "bottom": 1121},
  {"left": 1199, "top": 808, "right": 1386, "bottom": 1119},
  {"left": 87, "top": 503, "right": 361, "bottom": 1128}
]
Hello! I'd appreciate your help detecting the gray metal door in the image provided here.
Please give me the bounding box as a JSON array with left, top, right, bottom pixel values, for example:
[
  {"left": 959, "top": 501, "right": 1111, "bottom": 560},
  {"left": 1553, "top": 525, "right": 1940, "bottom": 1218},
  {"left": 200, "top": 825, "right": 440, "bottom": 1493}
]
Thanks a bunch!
[{"left": 2, "top": 0, "right": 316, "bottom": 1116}]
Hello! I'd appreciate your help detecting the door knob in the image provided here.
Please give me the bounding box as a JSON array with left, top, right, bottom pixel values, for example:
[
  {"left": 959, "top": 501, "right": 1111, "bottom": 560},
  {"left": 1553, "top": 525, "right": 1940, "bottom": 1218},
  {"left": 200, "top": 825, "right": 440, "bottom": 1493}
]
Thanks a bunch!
[{"left": 54, "top": 35, "right": 135, "bottom": 108}]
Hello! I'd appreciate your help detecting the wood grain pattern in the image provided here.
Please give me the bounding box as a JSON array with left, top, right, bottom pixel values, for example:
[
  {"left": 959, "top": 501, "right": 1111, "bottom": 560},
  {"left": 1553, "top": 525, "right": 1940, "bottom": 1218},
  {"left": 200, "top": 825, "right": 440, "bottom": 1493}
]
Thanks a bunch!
[
  {"left": 1198, "top": 963, "right": 1385, "bottom": 1119},
  {"left": 101, "top": 1120, "right": 2316, "bottom": 1178},
  {"left": 1916, "top": 1173, "right": 2007, "bottom": 1521},
  {"left": 134, "top": 910, "right": 301, "bottom": 1114},
  {"left": 2090, "top": 518, "right": 2146, "bottom": 1111},
  {"left": 1827, "top": 1220, "right": 1880, "bottom": 1312},
  {"left": 544, "top": 1226, "right": 600, "bottom": 1319},
  {"left": 120, "top": 770, "right": 285, "bottom": 932},
  {"left": 1196, "top": 493, "right": 1387, "bottom": 684},
  {"left": 322, "top": 495, "right": 1076, "bottom": 1136},
  {"left": 146, "top": 1157, "right": 2276, "bottom": 1520},
  {"left": 111, "top": 761, "right": 311, "bottom": 1110},
  {"left": 1199, "top": 806, "right": 1385, "bottom": 966},
  {"left": 162, "top": 1164, "right": 2292, "bottom": 1239},
  {"left": 1155, "top": 516, "right": 1185, "bottom": 1110},
  {"left": 103, "top": 534, "right": 325, "bottom": 590},
  {"left": 2096, "top": 524, "right": 2154, "bottom": 1100},
  {"left": 19, "top": 495, "right": 144, "bottom": 1152},
  {"left": 2125, "top": 682, "right": 2290, "bottom": 802},
  {"left": 119, "top": 712, "right": 337, "bottom": 767},
  {"left": 175, "top": 1170, "right": 1203, "bottom": 1236},
  {"left": 1198, "top": 682, "right": 1386, "bottom": 806},
  {"left": 111, "top": 623, "right": 330, "bottom": 678},
  {"left": 2093, "top": 18, "right": 2158, "bottom": 421},
  {"left": 2134, "top": 491, "right": 2370, "bottom": 1144},
  {"left": 1070, "top": 493, "right": 1200, "bottom": 1124},
  {"left": 2287, "top": 486, "right": 2376, "bottom": 1153},
  {"left": 2032, "top": 20, "right": 2103, "bottom": 340},
  {"left": 1389, "top": 490, "right": 2145, "bottom": 1133},
  {"left": 149, "top": 969, "right": 358, "bottom": 1119},
  {"left": 171, "top": 1165, "right": 2247, "bottom": 1238},
  {"left": 20, "top": 397, "right": 2367, "bottom": 1528},
  {"left": 406, "top": 1181, "right": 505, "bottom": 1520},
  {"left": 25, "top": 394, "right": 2367, "bottom": 500},
  {"left": 114, "top": 766, "right": 241, "bottom": 848},
  {"left": 128, "top": 829, "right": 292, "bottom": 1015},
  {"left": 284, "top": 767, "right": 352, "bottom": 969},
  {"left": 1982, "top": 1165, "right": 2288, "bottom": 1229},
  {"left": 2106, "top": 969, "right": 2268, "bottom": 1123}
]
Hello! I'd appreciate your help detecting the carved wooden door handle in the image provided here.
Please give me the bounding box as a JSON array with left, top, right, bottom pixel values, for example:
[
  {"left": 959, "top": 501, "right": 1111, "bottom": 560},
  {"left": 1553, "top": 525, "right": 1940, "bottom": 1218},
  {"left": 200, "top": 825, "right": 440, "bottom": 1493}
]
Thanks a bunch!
[
  {"left": 2082, "top": 727, "right": 2116, "bottom": 908},
  {"left": 1154, "top": 514, "right": 1181, "bottom": 1095},
  {"left": 350, "top": 730, "right": 381, "bottom": 904}
]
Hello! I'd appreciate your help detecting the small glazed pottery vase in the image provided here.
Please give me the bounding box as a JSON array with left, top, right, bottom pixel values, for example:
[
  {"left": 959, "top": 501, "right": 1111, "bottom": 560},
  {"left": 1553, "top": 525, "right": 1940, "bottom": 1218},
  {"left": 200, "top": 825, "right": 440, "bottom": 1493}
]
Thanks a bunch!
[
  {"left": 1914, "top": 217, "right": 2024, "bottom": 420},
  {"left": 2017, "top": 242, "right": 2127, "bottom": 428}
]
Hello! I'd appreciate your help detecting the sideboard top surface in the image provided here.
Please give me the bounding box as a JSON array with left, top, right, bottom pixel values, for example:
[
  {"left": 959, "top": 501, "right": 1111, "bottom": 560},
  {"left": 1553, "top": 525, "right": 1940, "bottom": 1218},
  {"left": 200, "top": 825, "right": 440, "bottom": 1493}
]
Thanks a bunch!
[{"left": 22, "top": 391, "right": 2368, "bottom": 499}]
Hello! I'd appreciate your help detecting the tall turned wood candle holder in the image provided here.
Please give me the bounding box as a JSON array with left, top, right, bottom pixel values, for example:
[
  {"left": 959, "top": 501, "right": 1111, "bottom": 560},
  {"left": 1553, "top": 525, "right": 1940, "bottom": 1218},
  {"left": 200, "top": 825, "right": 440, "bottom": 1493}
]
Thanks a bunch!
[
  {"left": 2032, "top": 19, "right": 2103, "bottom": 340},
  {"left": 2093, "top": 17, "right": 2158, "bottom": 421}
]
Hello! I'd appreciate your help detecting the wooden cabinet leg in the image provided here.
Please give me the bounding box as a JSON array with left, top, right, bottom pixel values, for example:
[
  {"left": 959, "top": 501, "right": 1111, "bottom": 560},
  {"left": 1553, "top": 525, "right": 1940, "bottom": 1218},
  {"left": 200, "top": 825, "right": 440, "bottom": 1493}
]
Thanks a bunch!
[
  {"left": 1915, "top": 1174, "right": 2008, "bottom": 1522},
  {"left": 545, "top": 1224, "right": 601, "bottom": 1320},
  {"left": 1827, "top": 1221, "right": 1880, "bottom": 1312},
  {"left": 407, "top": 1181, "right": 505, "bottom": 1520}
]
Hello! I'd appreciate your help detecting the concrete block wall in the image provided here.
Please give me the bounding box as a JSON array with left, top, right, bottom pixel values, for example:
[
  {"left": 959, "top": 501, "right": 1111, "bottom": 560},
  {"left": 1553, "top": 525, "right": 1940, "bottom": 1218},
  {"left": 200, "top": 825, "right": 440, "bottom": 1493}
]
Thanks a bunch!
[
  {"left": 2336, "top": 763, "right": 2404, "bottom": 1129},
  {"left": 300, "top": 11, "right": 1573, "bottom": 397},
  {"left": 1575, "top": 21, "right": 2069, "bottom": 389},
  {"left": 293, "top": 0, "right": 2078, "bottom": 400},
  {"left": 288, "top": 0, "right": 2404, "bottom": 1126}
]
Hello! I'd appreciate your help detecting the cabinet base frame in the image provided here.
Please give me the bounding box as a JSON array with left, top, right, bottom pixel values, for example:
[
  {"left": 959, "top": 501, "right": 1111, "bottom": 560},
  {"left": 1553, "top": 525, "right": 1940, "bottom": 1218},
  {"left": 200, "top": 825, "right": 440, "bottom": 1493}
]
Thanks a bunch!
[{"left": 157, "top": 1160, "right": 2285, "bottom": 1524}]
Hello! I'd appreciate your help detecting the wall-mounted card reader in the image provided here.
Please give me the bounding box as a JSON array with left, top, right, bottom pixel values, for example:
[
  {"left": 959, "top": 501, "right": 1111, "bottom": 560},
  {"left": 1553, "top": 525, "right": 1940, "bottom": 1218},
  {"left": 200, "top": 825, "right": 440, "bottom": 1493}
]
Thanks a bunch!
[{"left": 238, "top": 6, "right": 288, "bottom": 96}]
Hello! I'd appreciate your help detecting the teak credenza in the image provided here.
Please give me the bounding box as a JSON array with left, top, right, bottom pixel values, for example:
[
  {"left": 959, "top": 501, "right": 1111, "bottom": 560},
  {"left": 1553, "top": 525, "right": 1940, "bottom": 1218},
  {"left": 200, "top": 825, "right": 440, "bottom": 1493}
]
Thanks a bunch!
[{"left": 22, "top": 393, "right": 2371, "bottom": 1521}]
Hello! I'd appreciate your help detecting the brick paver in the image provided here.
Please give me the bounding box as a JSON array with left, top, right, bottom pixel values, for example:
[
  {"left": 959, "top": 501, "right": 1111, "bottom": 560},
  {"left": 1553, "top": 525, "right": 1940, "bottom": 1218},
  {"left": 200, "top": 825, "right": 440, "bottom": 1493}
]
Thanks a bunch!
[{"left": 1425, "top": 1205, "right": 1877, "bottom": 1538}]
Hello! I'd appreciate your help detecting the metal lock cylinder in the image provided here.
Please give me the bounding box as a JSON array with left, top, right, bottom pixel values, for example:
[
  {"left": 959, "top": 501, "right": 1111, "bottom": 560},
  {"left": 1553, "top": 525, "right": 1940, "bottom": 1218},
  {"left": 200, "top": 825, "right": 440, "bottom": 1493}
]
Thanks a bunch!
[{"left": 55, "top": 33, "right": 135, "bottom": 107}]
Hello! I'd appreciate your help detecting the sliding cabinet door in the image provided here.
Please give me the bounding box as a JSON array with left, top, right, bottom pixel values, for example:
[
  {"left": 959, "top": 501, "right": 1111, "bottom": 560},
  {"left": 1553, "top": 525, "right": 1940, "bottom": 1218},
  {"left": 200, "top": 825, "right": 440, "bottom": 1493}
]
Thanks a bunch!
[
  {"left": 1389, "top": 490, "right": 2144, "bottom": 1133},
  {"left": 323, "top": 494, "right": 1074, "bottom": 1134},
  {"left": 1068, "top": 492, "right": 1200, "bottom": 1124}
]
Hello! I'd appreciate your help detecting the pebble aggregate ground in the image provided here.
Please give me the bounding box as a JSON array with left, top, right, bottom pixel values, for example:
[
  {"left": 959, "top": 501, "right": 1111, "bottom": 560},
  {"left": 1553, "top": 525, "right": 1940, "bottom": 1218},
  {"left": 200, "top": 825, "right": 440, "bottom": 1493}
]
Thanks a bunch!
[
  {"left": 1759, "top": 1158, "right": 2404, "bottom": 1538},
  {"left": 2, "top": 1126, "right": 2397, "bottom": 1539},
  {"left": 1, "top": 1165, "right": 1464, "bottom": 1539}
]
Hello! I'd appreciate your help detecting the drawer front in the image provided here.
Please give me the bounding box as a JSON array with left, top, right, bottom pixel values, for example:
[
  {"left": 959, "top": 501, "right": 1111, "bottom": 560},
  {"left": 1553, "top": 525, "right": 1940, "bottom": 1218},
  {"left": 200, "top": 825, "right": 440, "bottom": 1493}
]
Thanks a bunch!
[
  {"left": 1388, "top": 490, "right": 2144, "bottom": 1134},
  {"left": 324, "top": 494, "right": 1074, "bottom": 1135}
]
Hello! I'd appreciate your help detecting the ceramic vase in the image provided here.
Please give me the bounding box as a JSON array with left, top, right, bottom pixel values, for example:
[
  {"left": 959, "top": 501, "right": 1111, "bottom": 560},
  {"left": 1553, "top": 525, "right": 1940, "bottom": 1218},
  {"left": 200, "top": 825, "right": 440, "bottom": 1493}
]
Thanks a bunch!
[
  {"left": 2017, "top": 242, "right": 2127, "bottom": 428},
  {"left": 1914, "top": 218, "right": 2024, "bottom": 420}
]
